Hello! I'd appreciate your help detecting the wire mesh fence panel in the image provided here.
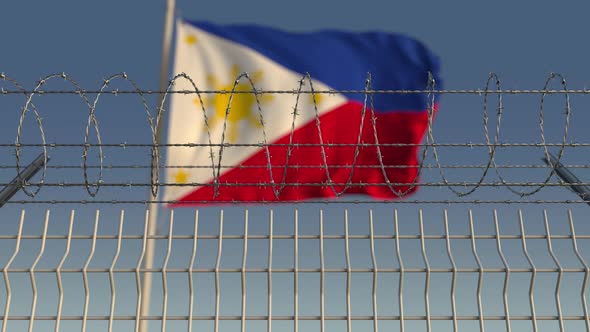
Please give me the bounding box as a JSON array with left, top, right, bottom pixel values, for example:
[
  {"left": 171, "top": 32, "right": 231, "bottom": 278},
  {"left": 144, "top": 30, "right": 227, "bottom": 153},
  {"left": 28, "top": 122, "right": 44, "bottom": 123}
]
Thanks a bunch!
[
  {"left": 0, "top": 208, "right": 589, "bottom": 332},
  {"left": 1, "top": 73, "right": 590, "bottom": 331}
]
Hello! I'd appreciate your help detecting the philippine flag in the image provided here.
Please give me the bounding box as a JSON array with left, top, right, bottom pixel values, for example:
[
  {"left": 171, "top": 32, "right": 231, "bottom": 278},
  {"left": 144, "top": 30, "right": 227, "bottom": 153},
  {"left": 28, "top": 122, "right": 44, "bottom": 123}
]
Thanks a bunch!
[{"left": 164, "top": 19, "right": 441, "bottom": 204}]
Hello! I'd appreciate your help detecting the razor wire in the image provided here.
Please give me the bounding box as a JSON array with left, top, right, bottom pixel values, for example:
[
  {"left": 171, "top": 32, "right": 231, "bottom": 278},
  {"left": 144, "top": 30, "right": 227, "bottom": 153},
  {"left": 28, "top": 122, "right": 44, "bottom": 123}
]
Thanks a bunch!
[{"left": 0, "top": 71, "right": 588, "bottom": 204}]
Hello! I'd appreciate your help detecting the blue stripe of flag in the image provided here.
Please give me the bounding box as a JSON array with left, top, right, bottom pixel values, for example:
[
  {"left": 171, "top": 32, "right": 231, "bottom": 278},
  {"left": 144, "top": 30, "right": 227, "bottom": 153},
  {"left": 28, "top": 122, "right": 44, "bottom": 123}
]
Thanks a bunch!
[{"left": 186, "top": 20, "right": 442, "bottom": 112}]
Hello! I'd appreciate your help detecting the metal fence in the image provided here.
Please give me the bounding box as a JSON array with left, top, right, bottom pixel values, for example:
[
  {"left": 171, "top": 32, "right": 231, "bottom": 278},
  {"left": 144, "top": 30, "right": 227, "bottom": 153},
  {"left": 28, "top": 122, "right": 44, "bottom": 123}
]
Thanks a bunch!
[
  {"left": 1, "top": 72, "right": 590, "bottom": 331},
  {"left": 2, "top": 208, "right": 590, "bottom": 332}
]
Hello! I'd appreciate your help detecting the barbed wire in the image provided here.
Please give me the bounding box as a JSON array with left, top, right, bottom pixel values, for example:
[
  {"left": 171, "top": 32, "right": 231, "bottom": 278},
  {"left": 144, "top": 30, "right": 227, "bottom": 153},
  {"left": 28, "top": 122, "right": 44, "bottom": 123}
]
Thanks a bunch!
[
  {"left": 4, "top": 200, "right": 590, "bottom": 205},
  {"left": 4, "top": 181, "right": 590, "bottom": 187},
  {"left": 1, "top": 71, "right": 586, "bottom": 203},
  {"left": 2, "top": 163, "right": 590, "bottom": 169}
]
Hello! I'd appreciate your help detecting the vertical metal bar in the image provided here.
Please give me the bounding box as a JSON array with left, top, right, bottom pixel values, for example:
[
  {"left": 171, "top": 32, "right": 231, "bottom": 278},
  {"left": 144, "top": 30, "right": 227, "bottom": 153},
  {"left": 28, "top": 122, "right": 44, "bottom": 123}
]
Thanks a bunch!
[
  {"left": 543, "top": 210, "right": 564, "bottom": 332},
  {"left": 142, "top": 0, "right": 176, "bottom": 330},
  {"left": 188, "top": 210, "right": 199, "bottom": 332},
  {"left": 161, "top": 211, "right": 174, "bottom": 332},
  {"left": 568, "top": 210, "right": 590, "bottom": 331},
  {"left": 294, "top": 209, "right": 299, "bottom": 332},
  {"left": 241, "top": 210, "right": 248, "bottom": 332},
  {"left": 82, "top": 211, "right": 99, "bottom": 332},
  {"left": 394, "top": 209, "right": 404, "bottom": 332},
  {"left": 55, "top": 210, "right": 74, "bottom": 332},
  {"left": 28, "top": 210, "right": 50, "bottom": 332},
  {"left": 469, "top": 210, "right": 485, "bottom": 332},
  {"left": 135, "top": 211, "right": 149, "bottom": 332},
  {"left": 419, "top": 210, "right": 431, "bottom": 332},
  {"left": 268, "top": 210, "right": 273, "bottom": 332},
  {"left": 142, "top": 217, "right": 157, "bottom": 330},
  {"left": 108, "top": 211, "right": 124, "bottom": 332},
  {"left": 214, "top": 210, "right": 224, "bottom": 332},
  {"left": 344, "top": 209, "right": 352, "bottom": 332},
  {"left": 319, "top": 210, "right": 325, "bottom": 332},
  {"left": 1, "top": 210, "right": 24, "bottom": 332},
  {"left": 519, "top": 210, "right": 538, "bottom": 332},
  {"left": 443, "top": 210, "right": 458, "bottom": 332},
  {"left": 369, "top": 210, "right": 379, "bottom": 332},
  {"left": 494, "top": 210, "right": 511, "bottom": 332}
]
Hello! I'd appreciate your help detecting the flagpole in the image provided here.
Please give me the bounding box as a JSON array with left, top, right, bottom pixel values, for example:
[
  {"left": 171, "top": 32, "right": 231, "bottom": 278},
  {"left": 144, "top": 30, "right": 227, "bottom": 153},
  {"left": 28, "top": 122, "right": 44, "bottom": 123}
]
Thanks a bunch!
[{"left": 140, "top": 0, "right": 175, "bottom": 330}]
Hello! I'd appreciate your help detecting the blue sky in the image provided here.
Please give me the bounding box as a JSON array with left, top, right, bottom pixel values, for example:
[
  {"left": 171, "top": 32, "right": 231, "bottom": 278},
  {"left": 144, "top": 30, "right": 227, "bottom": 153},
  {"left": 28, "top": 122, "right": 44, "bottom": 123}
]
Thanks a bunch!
[
  {"left": 2, "top": 1, "right": 590, "bottom": 331},
  {"left": 2, "top": 0, "right": 590, "bottom": 206},
  {"left": 4, "top": 0, "right": 590, "bottom": 84}
]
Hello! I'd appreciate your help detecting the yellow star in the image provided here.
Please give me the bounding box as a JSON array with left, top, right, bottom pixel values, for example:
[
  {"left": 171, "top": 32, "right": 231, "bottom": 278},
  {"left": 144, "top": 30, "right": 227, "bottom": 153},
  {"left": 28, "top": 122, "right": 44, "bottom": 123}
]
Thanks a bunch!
[
  {"left": 174, "top": 170, "right": 189, "bottom": 184},
  {"left": 185, "top": 34, "right": 197, "bottom": 45}
]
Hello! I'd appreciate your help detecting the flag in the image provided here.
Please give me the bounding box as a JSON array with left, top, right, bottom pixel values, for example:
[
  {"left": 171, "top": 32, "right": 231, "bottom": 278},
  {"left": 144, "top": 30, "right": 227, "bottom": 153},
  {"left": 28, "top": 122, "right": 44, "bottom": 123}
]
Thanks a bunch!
[{"left": 164, "top": 19, "right": 441, "bottom": 204}]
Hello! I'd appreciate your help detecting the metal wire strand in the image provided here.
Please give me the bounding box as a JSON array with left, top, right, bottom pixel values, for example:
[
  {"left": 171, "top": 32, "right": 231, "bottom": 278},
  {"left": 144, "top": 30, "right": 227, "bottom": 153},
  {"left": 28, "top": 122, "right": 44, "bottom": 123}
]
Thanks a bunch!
[
  {"left": 134, "top": 211, "right": 149, "bottom": 332},
  {"left": 54, "top": 210, "right": 74, "bottom": 332},
  {"left": 319, "top": 210, "right": 325, "bottom": 332},
  {"left": 108, "top": 211, "right": 124, "bottom": 332},
  {"left": 519, "top": 210, "right": 538, "bottom": 332},
  {"left": 188, "top": 210, "right": 199, "bottom": 332},
  {"left": 1, "top": 211, "right": 24, "bottom": 332},
  {"left": 344, "top": 210, "right": 352, "bottom": 332},
  {"left": 3, "top": 232, "right": 590, "bottom": 241},
  {"left": 568, "top": 210, "right": 590, "bottom": 331},
  {"left": 5, "top": 199, "right": 590, "bottom": 205},
  {"left": 241, "top": 210, "right": 248, "bottom": 332},
  {"left": 1, "top": 313, "right": 590, "bottom": 321},
  {"left": 544, "top": 210, "right": 564, "bottom": 332},
  {"left": 161, "top": 211, "right": 174, "bottom": 332},
  {"left": 82, "top": 211, "right": 99, "bottom": 332},
  {"left": 469, "top": 210, "right": 485, "bottom": 332},
  {"left": 418, "top": 210, "right": 432, "bottom": 332},
  {"left": 28, "top": 210, "right": 49, "bottom": 332},
  {"left": 268, "top": 210, "right": 274, "bottom": 332},
  {"left": 494, "top": 210, "right": 511, "bottom": 332},
  {"left": 443, "top": 210, "right": 458, "bottom": 332},
  {"left": 5, "top": 87, "right": 590, "bottom": 94},
  {"left": 294, "top": 209, "right": 299, "bottom": 332},
  {"left": 214, "top": 211, "right": 223, "bottom": 332},
  {"left": 3, "top": 72, "right": 590, "bottom": 204},
  {"left": 394, "top": 210, "right": 405, "bottom": 332},
  {"left": 369, "top": 210, "right": 379, "bottom": 332}
]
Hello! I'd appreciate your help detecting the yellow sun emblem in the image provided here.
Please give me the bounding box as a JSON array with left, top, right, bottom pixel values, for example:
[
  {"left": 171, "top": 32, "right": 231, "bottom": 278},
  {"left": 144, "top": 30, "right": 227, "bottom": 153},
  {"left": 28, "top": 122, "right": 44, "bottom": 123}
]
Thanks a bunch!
[
  {"left": 174, "top": 169, "right": 189, "bottom": 184},
  {"left": 194, "top": 65, "right": 273, "bottom": 142},
  {"left": 185, "top": 34, "right": 198, "bottom": 45}
]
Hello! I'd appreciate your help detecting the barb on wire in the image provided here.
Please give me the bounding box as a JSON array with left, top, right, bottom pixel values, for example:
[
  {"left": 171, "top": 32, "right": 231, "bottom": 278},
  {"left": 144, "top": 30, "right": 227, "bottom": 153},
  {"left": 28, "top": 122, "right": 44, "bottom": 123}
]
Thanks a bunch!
[{"left": 1, "top": 71, "right": 588, "bottom": 203}]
